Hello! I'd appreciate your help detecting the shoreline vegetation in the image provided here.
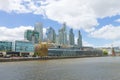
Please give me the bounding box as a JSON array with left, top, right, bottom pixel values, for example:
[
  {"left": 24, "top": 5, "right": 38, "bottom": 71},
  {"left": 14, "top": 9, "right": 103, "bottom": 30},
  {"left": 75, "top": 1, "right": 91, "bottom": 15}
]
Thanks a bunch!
[{"left": 0, "top": 56, "right": 102, "bottom": 62}]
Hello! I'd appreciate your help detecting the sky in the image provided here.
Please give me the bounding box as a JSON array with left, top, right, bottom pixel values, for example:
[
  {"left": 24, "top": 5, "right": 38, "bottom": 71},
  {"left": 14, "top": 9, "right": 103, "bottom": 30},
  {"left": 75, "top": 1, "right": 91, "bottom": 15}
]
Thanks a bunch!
[{"left": 0, "top": 0, "right": 120, "bottom": 47}]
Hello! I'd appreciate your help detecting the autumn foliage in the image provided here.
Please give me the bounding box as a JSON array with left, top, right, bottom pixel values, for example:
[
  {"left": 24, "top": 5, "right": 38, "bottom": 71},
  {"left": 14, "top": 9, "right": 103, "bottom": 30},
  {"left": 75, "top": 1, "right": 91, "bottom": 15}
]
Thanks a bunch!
[{"left": 34, "top": 43, "right": 48, "bottom": 57}]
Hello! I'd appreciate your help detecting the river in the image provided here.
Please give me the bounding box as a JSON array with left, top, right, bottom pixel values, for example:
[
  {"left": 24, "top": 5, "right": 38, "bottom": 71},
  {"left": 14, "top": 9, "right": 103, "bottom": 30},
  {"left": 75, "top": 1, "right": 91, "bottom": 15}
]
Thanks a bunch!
[{"left": 0, "top": 57, "right": 120, "bottom": 80}]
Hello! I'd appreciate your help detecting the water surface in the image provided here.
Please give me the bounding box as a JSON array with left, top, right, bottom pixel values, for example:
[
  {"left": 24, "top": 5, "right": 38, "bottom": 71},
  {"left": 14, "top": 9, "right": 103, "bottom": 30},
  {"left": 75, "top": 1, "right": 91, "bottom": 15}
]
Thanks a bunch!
[{"left": 0, "top": 57, "right": 120, "bottom": 80}]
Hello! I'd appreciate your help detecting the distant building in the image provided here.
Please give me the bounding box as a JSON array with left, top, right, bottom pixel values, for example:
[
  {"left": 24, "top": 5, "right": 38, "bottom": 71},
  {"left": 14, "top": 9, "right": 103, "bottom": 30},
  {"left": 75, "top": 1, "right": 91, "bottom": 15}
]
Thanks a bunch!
[
  {"left": 15, "top": 40, "right": 34, "bottom": 56},
  {"left": 34, "top": 22, "right": 43, "bottom": 42},
  {"left": 24, "top": 30, "right": 39, "bottom": 44},
  {"left": 0, "top": 41, "right": 12, "bottom": 51},
  {"left": 58, "top": 23, "right": 67, "bottom": 45},
  {"left": 46, "top": 27, "right": 56, "bottom": 43},
  {"left": 69, "top": 28, "right": 74, "bottom": 46},
  {"left": 48, "top": 48, "right": 103, "bottom": 57},
  {"left": 77, "top": 30, "right": 82, "bottom": 48}
]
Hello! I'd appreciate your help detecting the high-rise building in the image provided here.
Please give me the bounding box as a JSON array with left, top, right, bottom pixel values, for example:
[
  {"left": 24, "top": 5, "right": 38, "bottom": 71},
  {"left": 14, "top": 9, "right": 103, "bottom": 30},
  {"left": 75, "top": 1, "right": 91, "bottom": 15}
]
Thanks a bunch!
[
  {"left": 69, "top": 28, "right": 74, "bottom": 46},
  {"left": 77, "top": 30, "right": 82, "bottom": 48},
  {"left": 58, "top": 23, "right": 67, "bottom": 45},
  {"left": 24, "top": 30, "right": 39, "bottom": 44},
  {"left": 34, "top": 22, "right": 43, "bottom": 42},
  {"left": 46, "top": 27, "right": 56, "bottom": 43}
]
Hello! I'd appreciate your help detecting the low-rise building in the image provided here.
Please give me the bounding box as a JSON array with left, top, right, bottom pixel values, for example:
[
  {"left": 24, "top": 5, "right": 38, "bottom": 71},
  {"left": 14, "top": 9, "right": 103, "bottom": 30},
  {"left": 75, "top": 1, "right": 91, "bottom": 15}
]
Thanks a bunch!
[
  {"left": 0, "top": 41, "right": 12, "bottom": 56},
  {"left": 15, "top": 40, "right": 34, "bottom": 57}
]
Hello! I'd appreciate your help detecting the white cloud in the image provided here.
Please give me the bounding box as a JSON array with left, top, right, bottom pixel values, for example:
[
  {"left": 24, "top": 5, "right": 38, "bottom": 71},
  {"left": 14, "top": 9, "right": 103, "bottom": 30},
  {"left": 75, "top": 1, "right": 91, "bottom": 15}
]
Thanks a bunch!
[
  {"left": 90, "top": 24, "right": 120, "bottom": 40},
  {"left": 40, "top": 0, "right": 120, "bottom": 32},
  {"left": 0, "top": 26, "right": 47, "bottom": 41},
  {"left": 83, "top": 40, "right": 94, "bottom": 47},
  {"left": 0, "top": 26, "right": 33, "bottom": 41},
  {"left": 74, "top": 37, "right": 94, "bottom": 47},
  {"left": 115, "top": 19, "right": 120, "bottom": 23},
  {"left": 100, "top": 41, "right": 120, "bottom": 47},
  {"left": 0, "top": 0, "right": 120, "bottom": 32}
]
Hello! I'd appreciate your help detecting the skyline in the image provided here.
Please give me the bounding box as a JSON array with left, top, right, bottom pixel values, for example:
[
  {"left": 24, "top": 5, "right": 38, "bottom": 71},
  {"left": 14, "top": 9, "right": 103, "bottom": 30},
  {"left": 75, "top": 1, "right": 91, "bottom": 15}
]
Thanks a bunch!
[{"left": 0, "top": 0, "right": 120, "bottom": 47}]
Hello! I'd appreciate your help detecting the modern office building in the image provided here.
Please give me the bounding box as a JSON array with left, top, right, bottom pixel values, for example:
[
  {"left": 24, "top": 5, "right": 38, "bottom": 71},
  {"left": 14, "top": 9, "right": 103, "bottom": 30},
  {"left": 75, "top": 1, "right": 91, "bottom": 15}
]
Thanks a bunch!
[
  {"left": 58, "top": 23, "right": 67, "bottom": 45},
  {"left": 0, "top": 41, "right": 12, "bottom": 56},
  {"left": 24, "top": 30, "right": 39, "bottom": 44},
  {"left": 0, "top": 41, "right": 12, "bottom": 51},
  {"left": 34, "top": 22, "right": 43, "bottom": 42},
  {"left": 15, "top": 40, "right": 34, "bottom": 56},
  {"left": 0, "top": 41, "right": 12, "bottom": 52},
  {"left": 77, "top": 30, "right": 82, "bottom": 48},
  {"left": 69, "top": 28, "right": 74, "bottom": 46},
  {"left": 46, "top": 27, "right": 56, "bottom": 43}
]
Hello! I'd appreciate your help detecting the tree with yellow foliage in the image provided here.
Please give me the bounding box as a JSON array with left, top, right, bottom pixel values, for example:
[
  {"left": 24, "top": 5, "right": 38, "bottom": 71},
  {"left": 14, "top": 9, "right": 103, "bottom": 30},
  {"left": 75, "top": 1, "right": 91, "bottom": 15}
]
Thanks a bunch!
[{"left": 34, "top": 43, "right": 48, "bottom": 57}]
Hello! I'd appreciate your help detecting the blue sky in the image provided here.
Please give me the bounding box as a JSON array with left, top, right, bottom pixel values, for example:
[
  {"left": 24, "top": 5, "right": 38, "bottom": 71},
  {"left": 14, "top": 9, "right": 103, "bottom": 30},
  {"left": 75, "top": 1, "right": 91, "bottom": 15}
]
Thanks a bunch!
[{"left": 0, "top": 0, "right": 120, "bottom": 47}]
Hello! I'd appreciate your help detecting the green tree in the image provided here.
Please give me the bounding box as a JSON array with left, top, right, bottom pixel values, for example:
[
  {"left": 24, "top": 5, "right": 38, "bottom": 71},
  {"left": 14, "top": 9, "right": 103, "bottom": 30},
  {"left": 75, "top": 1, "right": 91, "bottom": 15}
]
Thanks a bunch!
[{"left": 103, "top": 50, "right": 108, "bottom": 56}]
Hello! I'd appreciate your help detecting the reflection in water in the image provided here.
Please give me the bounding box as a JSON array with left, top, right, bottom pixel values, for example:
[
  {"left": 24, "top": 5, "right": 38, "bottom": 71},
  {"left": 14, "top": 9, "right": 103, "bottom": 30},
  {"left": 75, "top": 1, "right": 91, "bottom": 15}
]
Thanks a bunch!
[{"left": 0, "top": 57, "right": 120, "bottom": 80}]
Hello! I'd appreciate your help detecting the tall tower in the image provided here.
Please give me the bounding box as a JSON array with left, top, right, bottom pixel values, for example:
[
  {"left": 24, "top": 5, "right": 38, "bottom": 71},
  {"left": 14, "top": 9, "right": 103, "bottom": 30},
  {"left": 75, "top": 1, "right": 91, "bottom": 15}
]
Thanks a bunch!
[
  {"left": 34, "top": 22, "right": 43, "bottom": 42},
  {"left": 46, "top": 27, "right": 56, "bottom": 43},
  {"left": 69, "top": 28, "right": 74, "bottom": 46},
  {"left": 24, "top": 30, "right": 39, "bottom": 44},
  {"left": 58, "top": 22, "right": 67, "bottom": 45},
  {"left": 77, "top": 30, "right": 82, "bottom": 48}
]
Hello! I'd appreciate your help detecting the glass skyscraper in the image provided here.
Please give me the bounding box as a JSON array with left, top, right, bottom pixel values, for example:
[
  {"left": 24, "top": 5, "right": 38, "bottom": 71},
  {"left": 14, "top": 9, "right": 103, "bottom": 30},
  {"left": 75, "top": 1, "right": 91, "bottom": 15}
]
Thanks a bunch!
[
  {"left": 58, "top": 23, "right": 67, "bottom": 45},
  {"left": 77, "top": 30, "right": 82, "bottom": 48},
  {"left": 34, "top": 22, "right": 43, "bottom": 42},
  {"left": 46, "top": 27, "right": 56, "bottom": 43},
  {"left": 24, "top": 30, "right": 39, "bottom": 44},
  {"left": 69, "top": 28, "right": 74, "bottom": 46}
]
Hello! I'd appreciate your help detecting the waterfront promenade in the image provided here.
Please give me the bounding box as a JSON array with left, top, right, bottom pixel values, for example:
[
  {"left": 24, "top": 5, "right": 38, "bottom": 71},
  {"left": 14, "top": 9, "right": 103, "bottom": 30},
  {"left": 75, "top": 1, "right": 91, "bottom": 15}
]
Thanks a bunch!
[{"left": 0, "top": 57, "right": 120, "bottom": 80}]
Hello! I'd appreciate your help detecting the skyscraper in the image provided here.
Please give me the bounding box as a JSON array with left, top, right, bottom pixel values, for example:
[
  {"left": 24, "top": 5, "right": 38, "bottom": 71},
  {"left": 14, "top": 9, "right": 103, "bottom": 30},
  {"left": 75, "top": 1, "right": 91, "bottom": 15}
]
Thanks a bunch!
[
  {"left": 24, "top": 30, "right": 39, "bottom": 44},
  {"left": 69, "top": 28, "right": 74, "bottom": 46},
  {"left": 77, "top": 30, "right": 82, "bottom": 48},
  {"left": 46, "top": 27, "right": 56, "bottom": 43},
  {"left": 58, "top": 23, "right": 67, "bottom": 45},
  {"left": 34, "top": 22, "right": 43, "bottom": 42}
]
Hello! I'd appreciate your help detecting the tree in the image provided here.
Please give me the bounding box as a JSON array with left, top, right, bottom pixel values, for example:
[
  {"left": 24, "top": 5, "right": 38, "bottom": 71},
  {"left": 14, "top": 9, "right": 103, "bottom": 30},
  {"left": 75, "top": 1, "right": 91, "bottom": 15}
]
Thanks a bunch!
[
  {"left": 103, "top": 50, "right": 108, "bottom": 56},
  {"left": 34, "top": 43, "right": 48, "bottom": 57}
]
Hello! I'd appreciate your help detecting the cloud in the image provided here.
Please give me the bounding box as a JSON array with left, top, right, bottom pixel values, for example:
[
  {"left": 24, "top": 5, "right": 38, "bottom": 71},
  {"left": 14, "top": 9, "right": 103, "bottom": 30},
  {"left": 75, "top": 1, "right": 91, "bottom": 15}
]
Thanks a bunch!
[
  {"left": 83, "top": 40, "right": 94, "bottom": 47},
  {"left": 0, "top": 26, "right": 33, "bottom": 41},
  {"left": 0, "top": 26, "right": 47, "bottom": 41},
  {"left": 115, "top": 18, "right": 120, "bottom": 23},
  {"left": 99, "top": 40, "right": 120, "bottom": 47},
  {"left": 0, "top": 0, "right": 120, "bottom": 32},
  {"left": 90, "top": 24, "right": 120, "bottom": 40},
  {"left": 74, "top": 37, "right": 94, "bottom": 47},
  {"left": 40, "top": 0, "right": 120, "bottom": 32}
]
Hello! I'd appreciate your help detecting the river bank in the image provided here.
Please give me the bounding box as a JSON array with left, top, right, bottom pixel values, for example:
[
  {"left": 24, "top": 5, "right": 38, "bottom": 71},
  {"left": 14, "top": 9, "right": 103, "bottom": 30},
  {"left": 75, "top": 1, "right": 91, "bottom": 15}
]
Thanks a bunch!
[{"left": 0, "top": 56, "right": 103, "bottom": 62}]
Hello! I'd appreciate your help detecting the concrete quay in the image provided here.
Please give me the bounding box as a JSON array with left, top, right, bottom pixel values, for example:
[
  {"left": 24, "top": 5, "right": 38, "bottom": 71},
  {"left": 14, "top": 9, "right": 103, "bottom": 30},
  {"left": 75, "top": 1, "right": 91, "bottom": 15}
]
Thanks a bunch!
[{"left": 0, "top": 56, "right": 102, "bottom": 62}]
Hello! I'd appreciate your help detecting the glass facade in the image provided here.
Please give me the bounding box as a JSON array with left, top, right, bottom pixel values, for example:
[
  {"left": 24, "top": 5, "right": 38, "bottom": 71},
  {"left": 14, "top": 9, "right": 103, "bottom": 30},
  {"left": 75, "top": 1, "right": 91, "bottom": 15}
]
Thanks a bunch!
[
  {"left": 48, "top": 48, "right": 103, "bottom": 57},
  {"left": 34, "top": 22, "right": 43, "bottom": 41},
  {"left": 15, "top": 40, "right": 34, "bottom": 52},
  {"left": 46, "top": 27, "right": 56, "bottom": 43},
  {"left": 24, "top": 30, "right": 39, "bottom": 43},
  {"left": 0, "top": 41, "right": 12, "bottom": 51}
]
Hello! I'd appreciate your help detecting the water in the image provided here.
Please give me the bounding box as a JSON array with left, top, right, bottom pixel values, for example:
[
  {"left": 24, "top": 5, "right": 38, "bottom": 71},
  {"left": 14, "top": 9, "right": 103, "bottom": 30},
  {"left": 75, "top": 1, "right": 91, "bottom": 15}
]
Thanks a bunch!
[{"left": 0, "top": 57, "right": 120, "bottom": 80}]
